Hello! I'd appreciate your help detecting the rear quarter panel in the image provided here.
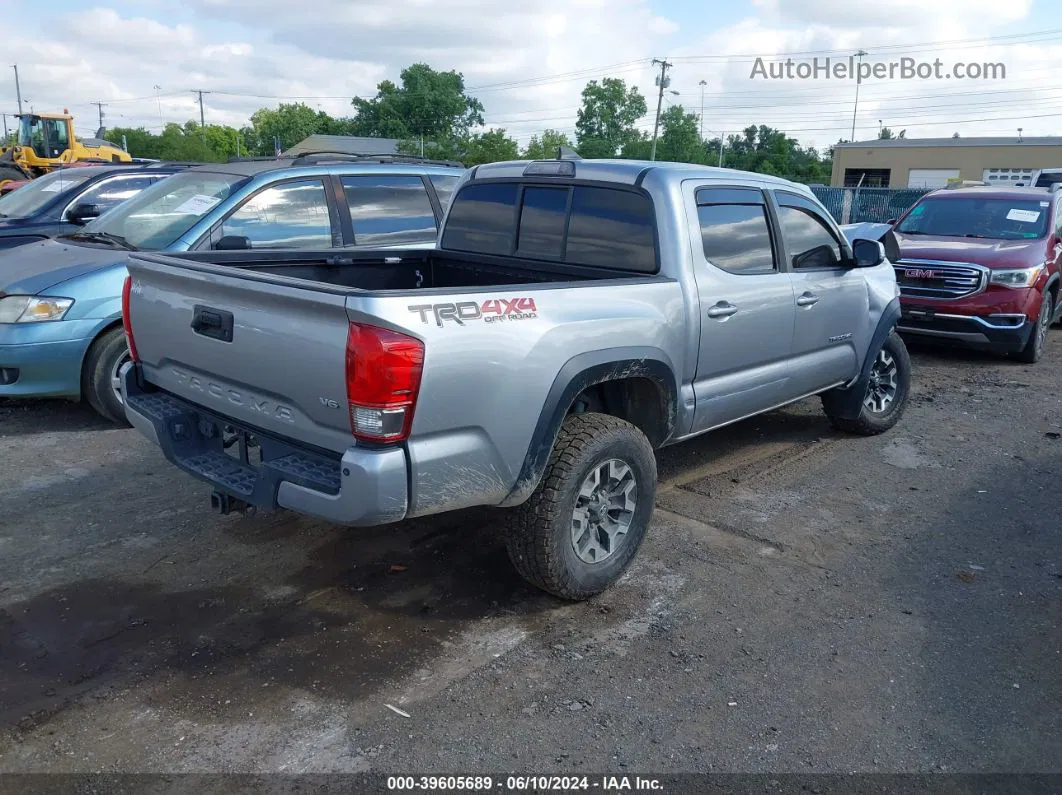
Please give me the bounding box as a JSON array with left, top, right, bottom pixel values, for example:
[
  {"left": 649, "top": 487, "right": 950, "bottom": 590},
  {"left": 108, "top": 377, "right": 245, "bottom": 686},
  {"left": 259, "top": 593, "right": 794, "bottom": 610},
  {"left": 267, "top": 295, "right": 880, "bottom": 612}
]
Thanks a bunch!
[{"left": 349, "top": 278, "right": 688, "bottom": 516}]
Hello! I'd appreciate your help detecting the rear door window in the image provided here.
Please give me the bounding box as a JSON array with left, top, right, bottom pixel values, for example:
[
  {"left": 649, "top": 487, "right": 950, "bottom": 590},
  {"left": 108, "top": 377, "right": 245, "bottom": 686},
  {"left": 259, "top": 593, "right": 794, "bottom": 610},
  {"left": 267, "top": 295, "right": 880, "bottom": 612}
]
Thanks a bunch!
[
  {"left": 342, "top": 175, "right": 438, "bottom": 246},
  {"left": 697, "top": 203, "right": 776, "bottom": 274},
  {"left": 429, "top": 175, "right": 460, "bottom": 208}
]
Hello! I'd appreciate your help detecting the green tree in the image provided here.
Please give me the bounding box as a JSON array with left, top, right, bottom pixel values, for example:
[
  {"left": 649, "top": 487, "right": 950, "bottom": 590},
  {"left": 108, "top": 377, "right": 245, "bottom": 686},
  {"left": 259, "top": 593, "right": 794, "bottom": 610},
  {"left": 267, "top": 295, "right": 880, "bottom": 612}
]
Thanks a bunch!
[
  {"left": 461, "top": 129, "right": 519, "bottom": 166},
  {"left": 653, "top": 105, "right": 703, "bottom": 163},
  {"left": 156, "top": 122, "right": 218, "bottom": 161},
  {"left": 717, "top": 125, "right": 831, "bottom": 182},
  {"left": 878, "top": 127, "right": 894, "bottom": 140},
  {"left": 619, "top": 132, "right": 652, "bottom": 160},
  {"left": 523, "top": 129, "right": 574, "bottom": 160},
  {"left": 247, "top": 103, "right": 328, "bottom": 155},
  {"left": 575, "top": 78, "right": 647, "bottom": 157},
  {"left": 352, "top": 63, "right": 485, "bottom": 151},
  {"left": 104, "top": 127, "right": 163, "bottom": 159}
]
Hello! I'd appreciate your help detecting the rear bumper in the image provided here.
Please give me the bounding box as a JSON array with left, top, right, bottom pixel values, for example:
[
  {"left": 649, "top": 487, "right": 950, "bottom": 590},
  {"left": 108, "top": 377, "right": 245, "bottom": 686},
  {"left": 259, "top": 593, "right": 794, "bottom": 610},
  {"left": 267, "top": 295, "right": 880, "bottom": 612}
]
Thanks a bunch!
[
  {"left": 897, "top": 309, "right": 1033, "bottom": 353},
  {"left": 121, "top": 364, "right": 408, "bottom": 526}
]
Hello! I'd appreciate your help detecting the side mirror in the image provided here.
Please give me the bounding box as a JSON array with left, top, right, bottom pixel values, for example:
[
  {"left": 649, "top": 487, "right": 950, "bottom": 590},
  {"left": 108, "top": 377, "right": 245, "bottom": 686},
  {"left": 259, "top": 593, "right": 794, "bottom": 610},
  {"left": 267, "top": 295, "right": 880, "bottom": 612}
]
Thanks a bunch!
[
  {"left": 851, "top": 238, "right": 886, "bottom": 268},
  {"left": 215, "top": 235, "right": 251, "bottom": 251},
  {"left": 885, "top": 218, "right": 897, "bottom": 225},
  {"left": 67, "top": 203, "right": 102, "bottom": 225}
]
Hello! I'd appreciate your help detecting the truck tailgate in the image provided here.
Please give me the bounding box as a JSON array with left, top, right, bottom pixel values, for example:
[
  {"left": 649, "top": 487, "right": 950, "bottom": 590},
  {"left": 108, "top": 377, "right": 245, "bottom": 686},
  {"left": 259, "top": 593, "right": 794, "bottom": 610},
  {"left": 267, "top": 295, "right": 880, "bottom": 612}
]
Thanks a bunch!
[{"left": 125, "top": 254, "right": 355, "bottom": 454}]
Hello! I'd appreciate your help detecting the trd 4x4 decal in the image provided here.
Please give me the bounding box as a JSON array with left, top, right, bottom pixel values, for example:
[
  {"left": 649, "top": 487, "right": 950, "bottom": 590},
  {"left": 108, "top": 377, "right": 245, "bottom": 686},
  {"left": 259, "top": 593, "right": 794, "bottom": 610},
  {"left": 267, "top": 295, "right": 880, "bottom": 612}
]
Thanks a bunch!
[{"left": 409, "top": 297, "right": 538, "bottom": 327}]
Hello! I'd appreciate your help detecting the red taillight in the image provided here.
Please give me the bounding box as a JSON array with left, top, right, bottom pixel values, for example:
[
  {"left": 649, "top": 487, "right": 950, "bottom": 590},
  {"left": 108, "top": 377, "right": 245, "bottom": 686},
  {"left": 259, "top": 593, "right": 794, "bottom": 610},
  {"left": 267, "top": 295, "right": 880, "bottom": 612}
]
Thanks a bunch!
[
  {"left": 345, "top": 322, "right": 424, "bottom": 442},
  {"left": 121, "top": 275, "right": 140, "bottom": 363}
]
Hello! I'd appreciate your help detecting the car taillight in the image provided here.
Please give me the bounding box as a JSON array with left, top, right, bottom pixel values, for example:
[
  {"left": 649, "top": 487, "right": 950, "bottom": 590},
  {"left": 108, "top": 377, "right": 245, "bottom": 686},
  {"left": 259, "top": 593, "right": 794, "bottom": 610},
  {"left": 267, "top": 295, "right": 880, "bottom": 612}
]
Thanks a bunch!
[
  {"left": 345, "top": 322, "right": 424, "bottom": 442},
  {"left": 121, "top": 275, "right": 140, "bottom": 363}
]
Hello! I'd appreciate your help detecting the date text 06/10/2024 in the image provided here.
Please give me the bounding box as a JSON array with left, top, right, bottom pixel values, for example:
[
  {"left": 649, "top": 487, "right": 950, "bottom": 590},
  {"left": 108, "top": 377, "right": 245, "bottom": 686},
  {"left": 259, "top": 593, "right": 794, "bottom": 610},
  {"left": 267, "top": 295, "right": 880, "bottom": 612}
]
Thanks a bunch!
[{"left": 386, "top": 776, "right": 664, "bottom": 792}]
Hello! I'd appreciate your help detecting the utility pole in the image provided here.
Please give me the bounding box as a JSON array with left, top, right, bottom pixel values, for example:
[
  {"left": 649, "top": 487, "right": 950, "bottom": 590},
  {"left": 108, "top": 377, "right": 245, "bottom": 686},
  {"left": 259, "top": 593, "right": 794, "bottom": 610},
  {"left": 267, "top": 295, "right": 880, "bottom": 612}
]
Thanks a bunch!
[
  {"left": 154, "top": 85, "right": 163, "bottom": 128},
  {"left": 12, "top": 64, "right": 23, "bottom": 115},
  {"left": 91, "top": 101, "right": 107, "bottom": 130},
  {"left": 649, "top": 58, "right": 673, "bottom": 162},
  {"left": 2, "top": 113, "right": 8, "bottom": 142},
  {"left": 699, "top": 80, "right": 707, "bottom": 141},
  {"left": 850, "top": 49, "right": 867, "bottom": 141},
  {"left": 192, "top": 90, "right": 211, "bottom": 136},
  {"left": 718, "top": 132, "right": 725, "bottom": 168}
]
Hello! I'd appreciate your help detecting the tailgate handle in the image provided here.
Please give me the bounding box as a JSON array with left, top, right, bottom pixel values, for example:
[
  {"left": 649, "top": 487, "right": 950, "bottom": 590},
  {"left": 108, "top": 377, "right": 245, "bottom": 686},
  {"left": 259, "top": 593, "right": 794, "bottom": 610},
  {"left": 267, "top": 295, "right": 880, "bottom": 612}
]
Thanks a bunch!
[{"left": 191, "top": 305, "right": 234, "bottom": 342}]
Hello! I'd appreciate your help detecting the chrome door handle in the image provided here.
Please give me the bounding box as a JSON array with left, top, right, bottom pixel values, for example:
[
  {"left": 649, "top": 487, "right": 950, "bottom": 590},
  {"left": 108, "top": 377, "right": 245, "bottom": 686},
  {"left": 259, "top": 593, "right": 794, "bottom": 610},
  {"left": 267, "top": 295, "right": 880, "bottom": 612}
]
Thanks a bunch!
[
  {"left": 796, "top": 292, "right": 820, "bottom": 307},
  {"left": 706, "top": 301, "right": 738, "bottom": 319}
]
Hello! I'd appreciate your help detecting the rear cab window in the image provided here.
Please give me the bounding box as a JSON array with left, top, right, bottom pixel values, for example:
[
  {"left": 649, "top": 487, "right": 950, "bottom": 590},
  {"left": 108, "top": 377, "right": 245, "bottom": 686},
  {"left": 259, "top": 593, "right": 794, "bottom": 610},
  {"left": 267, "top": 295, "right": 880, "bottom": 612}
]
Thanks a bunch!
[{"left": 442, "top": 181, "right": 657, "bottom": 273}]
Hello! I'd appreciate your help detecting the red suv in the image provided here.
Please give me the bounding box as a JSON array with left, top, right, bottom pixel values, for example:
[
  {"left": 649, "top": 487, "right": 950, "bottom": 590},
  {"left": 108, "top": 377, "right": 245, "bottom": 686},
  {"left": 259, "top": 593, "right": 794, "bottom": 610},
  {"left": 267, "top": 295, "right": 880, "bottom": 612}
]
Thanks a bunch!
[{"left": 891, "top": 186, "right": 1061, "bottom": 363}]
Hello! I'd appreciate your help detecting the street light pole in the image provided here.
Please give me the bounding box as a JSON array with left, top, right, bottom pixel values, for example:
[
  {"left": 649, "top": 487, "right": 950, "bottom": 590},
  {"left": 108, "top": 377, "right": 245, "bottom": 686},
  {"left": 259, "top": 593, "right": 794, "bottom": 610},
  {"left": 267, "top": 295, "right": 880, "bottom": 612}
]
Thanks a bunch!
[
  {"left": 850, "top": 49, "right": 867, "bottom": 141},
  {"left": 12, "top": 64, "right": 23, "bottom": 115},
  {"left": 699, "top": 79, "right": 706, "bottom": 140}
]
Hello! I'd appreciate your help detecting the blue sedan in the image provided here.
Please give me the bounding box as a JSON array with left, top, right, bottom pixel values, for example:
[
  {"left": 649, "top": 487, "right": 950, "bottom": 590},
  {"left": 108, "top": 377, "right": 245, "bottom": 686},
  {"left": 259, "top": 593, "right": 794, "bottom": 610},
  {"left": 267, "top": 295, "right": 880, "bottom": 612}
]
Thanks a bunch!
[{"left": 0, "top": 156, "right": 463, "bottom": 422}]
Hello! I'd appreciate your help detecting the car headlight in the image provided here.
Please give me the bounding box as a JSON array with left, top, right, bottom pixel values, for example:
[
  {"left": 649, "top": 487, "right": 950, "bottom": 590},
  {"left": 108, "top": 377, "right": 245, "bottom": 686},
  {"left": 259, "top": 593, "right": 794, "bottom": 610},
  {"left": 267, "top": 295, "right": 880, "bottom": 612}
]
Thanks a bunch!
[
  {"left": 989, "top": 266, "right": 1043, "bottom": 288},
  {"left": 0, "top": 295, "right": 75, "bottom": 323}
]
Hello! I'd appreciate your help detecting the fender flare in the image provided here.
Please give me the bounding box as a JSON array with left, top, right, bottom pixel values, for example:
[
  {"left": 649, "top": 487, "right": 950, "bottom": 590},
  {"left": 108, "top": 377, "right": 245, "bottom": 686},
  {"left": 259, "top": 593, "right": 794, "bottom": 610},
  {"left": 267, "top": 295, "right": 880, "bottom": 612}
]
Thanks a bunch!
[
  {"left": 821, "top": 297, "right": 901, "bottom": 421},
  {"left": 498, "top": 347, "right": 679, "bottom": 507}
]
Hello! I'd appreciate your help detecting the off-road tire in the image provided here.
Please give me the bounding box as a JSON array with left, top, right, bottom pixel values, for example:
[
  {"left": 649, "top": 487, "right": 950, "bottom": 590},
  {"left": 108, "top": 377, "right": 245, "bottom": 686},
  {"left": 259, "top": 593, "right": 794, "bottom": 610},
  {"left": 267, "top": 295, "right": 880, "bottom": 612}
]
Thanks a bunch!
[
  {"left": 505, "top": 412, "right": 657, "bottom": 600},
  {"left": 825, "top": 331, "right": 911, "bottom": 436},
  {"left": 82, "top": 327, "right": 132, "bottom": 425},
  {"left": 1013, "top": 290, "right": 1053, "bottom": 364}
]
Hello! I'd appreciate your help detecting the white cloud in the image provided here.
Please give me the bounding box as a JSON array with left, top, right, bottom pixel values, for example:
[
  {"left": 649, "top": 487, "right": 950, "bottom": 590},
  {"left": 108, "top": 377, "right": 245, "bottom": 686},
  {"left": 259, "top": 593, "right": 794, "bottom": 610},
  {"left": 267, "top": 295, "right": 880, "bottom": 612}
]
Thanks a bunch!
[{"left": 2, "top": 0, "right": 1057, "bottom": 157}]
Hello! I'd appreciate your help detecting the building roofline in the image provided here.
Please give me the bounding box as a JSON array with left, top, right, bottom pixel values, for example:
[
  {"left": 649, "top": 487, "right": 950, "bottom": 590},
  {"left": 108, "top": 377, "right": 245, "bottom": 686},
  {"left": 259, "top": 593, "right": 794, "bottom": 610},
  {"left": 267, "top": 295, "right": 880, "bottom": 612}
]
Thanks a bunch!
[{"left": 835, "top": 137, "right": 1062, "bottom": 149}]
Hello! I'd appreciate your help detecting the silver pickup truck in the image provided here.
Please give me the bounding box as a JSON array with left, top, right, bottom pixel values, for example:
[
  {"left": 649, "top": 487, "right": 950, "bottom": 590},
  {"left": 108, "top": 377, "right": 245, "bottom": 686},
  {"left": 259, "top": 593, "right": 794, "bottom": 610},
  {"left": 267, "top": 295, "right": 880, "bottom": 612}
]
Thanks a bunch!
[{"left": 120, "top": 157, "right": 909, "bottom": 600}]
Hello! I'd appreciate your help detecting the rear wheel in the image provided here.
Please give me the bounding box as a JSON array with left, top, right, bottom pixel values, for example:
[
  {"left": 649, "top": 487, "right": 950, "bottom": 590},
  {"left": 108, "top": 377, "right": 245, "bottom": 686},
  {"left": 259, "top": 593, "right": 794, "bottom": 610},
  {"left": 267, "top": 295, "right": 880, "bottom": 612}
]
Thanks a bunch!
[
  {"left": 82, "top": 327, "right": 132, "bottom": 425},
  {"left": 1013, "top": 290, "right": 1052, "bottom": 364},
  {"left": 824, "top": 331, "right": 911, "bottom": 436},
  {"left": 505, "top": 412, "right": 657, "bottom": 600}
]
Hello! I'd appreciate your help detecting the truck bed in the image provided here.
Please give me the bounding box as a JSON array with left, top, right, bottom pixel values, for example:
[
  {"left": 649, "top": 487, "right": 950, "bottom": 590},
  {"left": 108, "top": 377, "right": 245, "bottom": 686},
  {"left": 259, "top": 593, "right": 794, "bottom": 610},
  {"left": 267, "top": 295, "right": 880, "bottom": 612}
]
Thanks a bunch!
[{"left": 148, "top": 247, "right": 644, "bottom": 293}]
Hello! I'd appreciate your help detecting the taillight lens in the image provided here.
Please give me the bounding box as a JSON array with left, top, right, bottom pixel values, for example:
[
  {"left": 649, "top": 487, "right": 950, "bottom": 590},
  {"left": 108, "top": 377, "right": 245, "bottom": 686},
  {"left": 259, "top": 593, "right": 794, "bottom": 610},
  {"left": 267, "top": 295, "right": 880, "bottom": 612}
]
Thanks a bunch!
[
  {"left": 121, "top": 275, "right": 140, "bottom": 363},
  {"left": 345, "top": 322, "right": 424, "bottom": 442}
]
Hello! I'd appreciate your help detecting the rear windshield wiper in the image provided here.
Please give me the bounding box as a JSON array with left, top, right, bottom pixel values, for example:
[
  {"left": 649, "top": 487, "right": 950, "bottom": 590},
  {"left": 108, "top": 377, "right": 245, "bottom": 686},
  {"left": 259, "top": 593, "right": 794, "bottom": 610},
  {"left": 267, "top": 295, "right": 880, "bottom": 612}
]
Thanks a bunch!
[{"left": 60, "top": 231, "right": 137, "bottom": 250}]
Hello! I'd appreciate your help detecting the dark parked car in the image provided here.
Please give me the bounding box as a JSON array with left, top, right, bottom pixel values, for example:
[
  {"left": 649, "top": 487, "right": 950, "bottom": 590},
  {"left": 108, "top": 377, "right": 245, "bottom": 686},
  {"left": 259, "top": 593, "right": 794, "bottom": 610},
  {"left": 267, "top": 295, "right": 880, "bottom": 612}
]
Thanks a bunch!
[{"left": 0, "top": 163, "right": 196, "bottom": 249}]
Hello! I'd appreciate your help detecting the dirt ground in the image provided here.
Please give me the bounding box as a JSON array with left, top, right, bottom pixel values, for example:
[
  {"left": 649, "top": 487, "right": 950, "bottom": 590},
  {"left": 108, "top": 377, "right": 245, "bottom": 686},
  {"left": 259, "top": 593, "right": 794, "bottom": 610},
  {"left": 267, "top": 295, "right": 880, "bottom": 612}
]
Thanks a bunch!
[{"left": 0, "top": 337, "right": 1059, "bottom": 779}]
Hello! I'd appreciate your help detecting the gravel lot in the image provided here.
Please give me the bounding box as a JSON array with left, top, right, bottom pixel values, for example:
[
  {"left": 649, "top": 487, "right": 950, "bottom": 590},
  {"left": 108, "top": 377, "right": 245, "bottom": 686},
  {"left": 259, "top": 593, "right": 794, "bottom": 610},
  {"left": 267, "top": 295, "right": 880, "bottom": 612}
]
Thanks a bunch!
[{"left": 0, "top": 338, "right": 1060, "bottom": 777}]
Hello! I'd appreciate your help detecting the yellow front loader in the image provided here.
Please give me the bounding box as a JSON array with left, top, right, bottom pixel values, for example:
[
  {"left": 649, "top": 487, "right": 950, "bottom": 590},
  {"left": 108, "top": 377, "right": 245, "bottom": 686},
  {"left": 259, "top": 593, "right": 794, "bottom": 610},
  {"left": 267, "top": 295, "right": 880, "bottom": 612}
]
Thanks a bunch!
[{"left": 0, "top": 111, "right": 132, "bottom": 189}]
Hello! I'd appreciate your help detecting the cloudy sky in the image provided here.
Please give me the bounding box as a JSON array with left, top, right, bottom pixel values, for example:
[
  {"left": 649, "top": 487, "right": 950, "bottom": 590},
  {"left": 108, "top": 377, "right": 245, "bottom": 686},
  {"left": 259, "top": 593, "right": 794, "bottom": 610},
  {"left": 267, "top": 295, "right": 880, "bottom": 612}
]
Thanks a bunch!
[{"left": 4, "top": 0, "right": 1061, "bottom": 152}]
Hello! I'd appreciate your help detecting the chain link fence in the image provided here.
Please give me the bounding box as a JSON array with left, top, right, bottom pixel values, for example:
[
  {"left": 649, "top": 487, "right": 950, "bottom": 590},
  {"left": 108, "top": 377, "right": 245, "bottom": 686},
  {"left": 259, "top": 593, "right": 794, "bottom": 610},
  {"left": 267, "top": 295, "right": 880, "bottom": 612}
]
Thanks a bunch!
[{"left": 810, "top": 186, "right": 931, "bottom": 225}]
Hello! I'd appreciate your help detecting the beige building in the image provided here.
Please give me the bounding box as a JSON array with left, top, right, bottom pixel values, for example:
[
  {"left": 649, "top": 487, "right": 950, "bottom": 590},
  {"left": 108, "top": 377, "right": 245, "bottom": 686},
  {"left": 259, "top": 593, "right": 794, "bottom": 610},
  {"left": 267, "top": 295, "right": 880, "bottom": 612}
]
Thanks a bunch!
[{"left": 830, "top": 136, "right": 1062, "bottom": 189}]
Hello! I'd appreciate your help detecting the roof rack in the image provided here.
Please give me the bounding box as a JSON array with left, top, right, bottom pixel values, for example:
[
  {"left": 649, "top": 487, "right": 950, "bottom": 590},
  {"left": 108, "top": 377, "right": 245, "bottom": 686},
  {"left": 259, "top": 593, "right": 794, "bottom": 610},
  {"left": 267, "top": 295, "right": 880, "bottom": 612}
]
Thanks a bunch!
[
  {"left": 288, "top": 150, "right": 465, "bottom": 168},
  {"left": 227, "top": 155, "right": 286, "bottom": 163}
]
